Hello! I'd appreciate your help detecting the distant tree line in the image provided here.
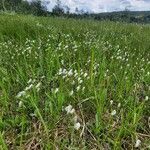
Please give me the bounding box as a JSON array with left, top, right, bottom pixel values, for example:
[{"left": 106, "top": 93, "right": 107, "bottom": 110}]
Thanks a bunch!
[
  {"left": 0, "top": 0, "right": 71, "bottom": 16},
  {"left": 0, "top": 0, "right": 150, "bottom": 24},
  {"left": 0, "top": 0, "right": 48, "bottom": 16}
]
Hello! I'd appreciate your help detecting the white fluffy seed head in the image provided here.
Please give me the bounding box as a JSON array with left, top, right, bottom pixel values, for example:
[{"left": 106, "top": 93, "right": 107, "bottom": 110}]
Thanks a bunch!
[
  {"left": 69, "top": 90, "right": 74, "bottom": 96},
  {"left": 25, "top": 84, "right": 33, "bottom": 91},
  {"left": 111, "top": 110, "right": 116, "bottom": 116},
  {"left": 74, "top": 122, "right": 81, "bottom": 130},
  {"left": 18, "top": 101, "right": 23, "bottom": 108},
  {"left": 79, "top": 79, "right": 83, "bottom": 84},
  {"left": 82, "top": 87, "right": 85, "bottom": 91},
  {"left": 65, "top": 105, "right": 72, "bottom": 113},
  {"left": 16, "top": 91, "right": 26, "bottom": 98},
  {"left": 117, "top": 103, "right": 121, "bottom": 108},
  {"left": 35, "top": 82, "right": 41, "bottom": 89},
  {"left": 70, "top": 108, "right": 75, "bottom": 114},
  {"left": 135, "top": 139, "right": 141, "bottom": 148},
  {"left": 110, "top": 100, "right": 113, "bottom": 105},
  {"left": 65, "top": 105, "right": 75, "bottom": 114},
  {"left": 76, "top": 85, "right": 81, "bottom": 91},
  {"left": 83, "top": 73, "right": 88, "bottom": 78},
  {"left": 54, "top": 88, "right": 59, "bottom": 94},
  {"left": 145, "top": 96, "right": 149, "bottom": 101},
  {"left": 27, "top": 79, "right": 32, "bottom": 84},
  {"left": 68, "top": 69, "right": 73, "bottom": 76}
]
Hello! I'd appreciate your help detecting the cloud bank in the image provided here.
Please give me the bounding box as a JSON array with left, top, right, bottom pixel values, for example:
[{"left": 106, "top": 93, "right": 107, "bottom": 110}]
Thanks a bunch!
[{"left": 45, "top": 0, "right": 150, "bottom": 13}]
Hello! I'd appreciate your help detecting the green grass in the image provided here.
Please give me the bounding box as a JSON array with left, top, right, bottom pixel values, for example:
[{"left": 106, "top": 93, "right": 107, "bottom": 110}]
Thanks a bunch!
[{"left": 0, "top": 14, "right": 150, "bottom": 149}]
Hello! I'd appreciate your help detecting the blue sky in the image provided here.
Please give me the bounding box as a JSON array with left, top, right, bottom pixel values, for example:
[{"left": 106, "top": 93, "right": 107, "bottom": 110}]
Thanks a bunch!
[{"left": 44, "top": 0, "right": 150, "bottom": 13}]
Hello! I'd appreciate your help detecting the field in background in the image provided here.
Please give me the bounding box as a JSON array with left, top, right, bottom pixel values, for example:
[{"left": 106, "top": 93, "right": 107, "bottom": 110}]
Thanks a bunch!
[{"left": 0, "top": 14, "right": 150, "bottom": 149}]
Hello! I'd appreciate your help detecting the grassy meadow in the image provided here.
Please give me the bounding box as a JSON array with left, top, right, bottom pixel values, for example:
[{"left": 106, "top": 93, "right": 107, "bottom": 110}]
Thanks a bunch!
[{"left": 0, "top": 14, "right": 150, "bottom": 149}]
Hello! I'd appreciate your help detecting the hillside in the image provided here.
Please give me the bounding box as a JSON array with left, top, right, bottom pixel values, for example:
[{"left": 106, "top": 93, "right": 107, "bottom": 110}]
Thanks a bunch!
[
  {"left": 0, "top": 14, "right": 150, "bottom": 149},
  {"left": 92, "top": 11, "right": 150, "bottom": 23}
]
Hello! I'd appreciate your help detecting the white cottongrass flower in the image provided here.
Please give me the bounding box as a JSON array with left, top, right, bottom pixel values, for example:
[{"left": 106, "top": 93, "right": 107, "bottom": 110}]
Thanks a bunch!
[
  {"left": 74, "top": 122, "right": 81, "bottom": 130},
  {"left": 36, "top": 82, "right": 41, "bottom": 92},
  {"left": 110, "top": 100, "right": 113, "bottom": 105},
  {"left": 16, "top": 91, "right": 26, "bottom": 98},
  {"left": 27, "top": 79, "right": 32, "bottom": 84},
  {"left": 58, "top": 68, "right": 63, "bottom": 75},
  {"left": 117, "top": 103, "right": 121, "bottom": 108},
  {"left": 80, "top": 71, "right": 83, "bottom": 75},
  {"left": 74, "top": 72, "right": 78, "bottom": 77},
  {"left": 78, "top": 77, "right": 81, "bottom": 82},
  {"left": 62, "top": 69, "right": 67, "bottom": 75},
  {"left": 70, "top": 108, "right": 75, "bottom": 114},
  {"left": 35, "top": 82, "right": 41, "bottom": 89},
  {"left": 25, "top": 84, "right": 33, "bottom": 91},
  {"left": 54, "top": 88, "right": 59, "bottom": 94},
  {"left": 111, "top": 110, "right": 116, "bottom": 116},
  {"left": 83, "top": 73, "right": 88, "bottom": 78},
  {"left": 135, "top": 139, "right": 141, "bottom": 148},
  {"left": 74, "top": 70, "right": 77, "bottom": 74},
  {"left": 69, "top": 90, "right": 74, "bottom": 96},
  {"left": 82, "top": 87, "right": 85, "bottom": 91},
  {"left": 145, "top": 96, "right": 149, "bottom": 101},
  {"left": 18, "top": 101, "right": 23, "bottom": 108},
  {"left": 65, "top": 105, "right": 75, "bottom": 114},
  {"left": 79, "top": 79, "right": 83, "bottom": 84},
  {"left": 71, "top": 80, "right": 75, "bottom": 85},
  {"left": 76, "top": 85, "right": 81, "bottom": 92},
  {"left": 68, "top": 69, "right": 73, "bottom": 76}
]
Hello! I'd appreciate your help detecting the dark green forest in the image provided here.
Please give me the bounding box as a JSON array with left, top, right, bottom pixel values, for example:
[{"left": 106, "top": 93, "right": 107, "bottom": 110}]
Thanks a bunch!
[{"left": 0, "top": 0, "right": 150, "bottom": 23}]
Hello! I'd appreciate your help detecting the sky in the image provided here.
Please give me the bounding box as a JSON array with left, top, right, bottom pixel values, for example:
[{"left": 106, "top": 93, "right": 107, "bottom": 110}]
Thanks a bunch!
[{"left": 43, "top": 0, "right": 150, "bottom": 13}]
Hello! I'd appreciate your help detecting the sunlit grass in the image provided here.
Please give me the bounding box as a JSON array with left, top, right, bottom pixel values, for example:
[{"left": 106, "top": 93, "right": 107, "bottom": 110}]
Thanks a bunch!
[{"left": 0, "top": 14, "right": 149, "bottom": 149}]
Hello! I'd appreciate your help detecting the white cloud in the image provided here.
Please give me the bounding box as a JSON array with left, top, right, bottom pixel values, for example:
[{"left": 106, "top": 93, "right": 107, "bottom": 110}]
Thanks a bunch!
[{"left": 45, "top": 0, "right": 150, "bottom": 13}]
